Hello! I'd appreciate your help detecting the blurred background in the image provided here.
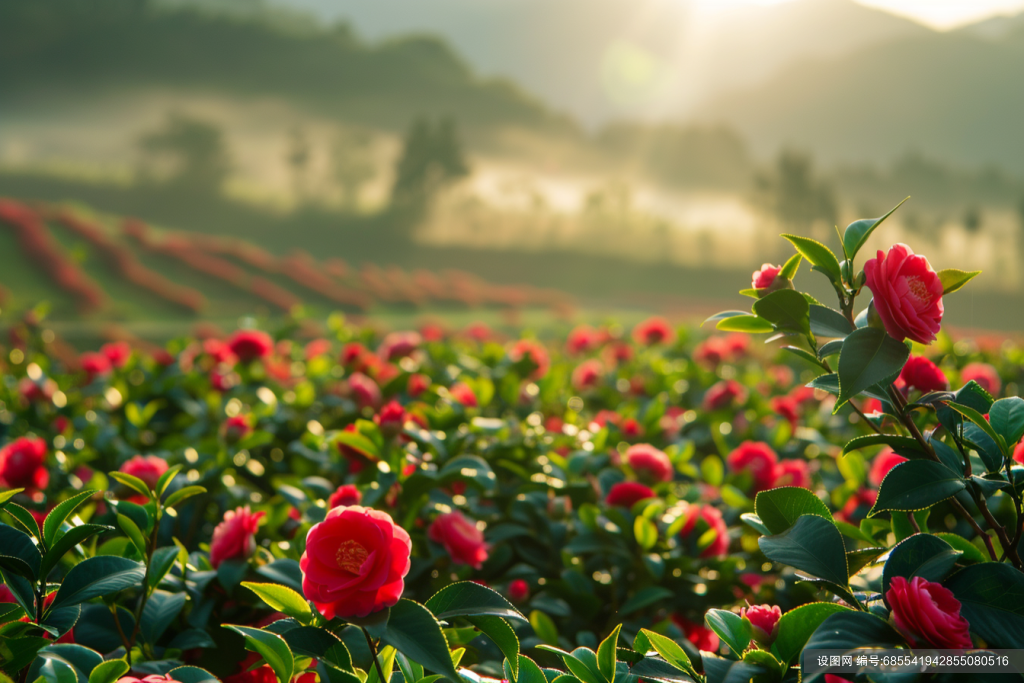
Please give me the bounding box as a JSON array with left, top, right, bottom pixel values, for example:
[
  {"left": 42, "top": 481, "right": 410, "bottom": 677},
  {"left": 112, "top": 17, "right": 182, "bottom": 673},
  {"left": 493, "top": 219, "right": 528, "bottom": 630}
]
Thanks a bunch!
[{"left": 3, "top": 0, "right": 1024, "bottom": 339}]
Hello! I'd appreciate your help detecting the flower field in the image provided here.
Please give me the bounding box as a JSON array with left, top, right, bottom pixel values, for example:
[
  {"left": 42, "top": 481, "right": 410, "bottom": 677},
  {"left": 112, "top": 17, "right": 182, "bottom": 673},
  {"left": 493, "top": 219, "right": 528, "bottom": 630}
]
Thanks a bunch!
[{"left": 3, "top": 203, "right": 1024, "bottom": 683}]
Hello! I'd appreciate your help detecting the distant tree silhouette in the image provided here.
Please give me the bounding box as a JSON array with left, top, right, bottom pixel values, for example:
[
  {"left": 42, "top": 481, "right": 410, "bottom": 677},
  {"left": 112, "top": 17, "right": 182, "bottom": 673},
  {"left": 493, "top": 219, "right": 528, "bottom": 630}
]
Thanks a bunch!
[
  {"left": 137, "top": 112, "right": 232, "bottom": 195},
  {"left": 391, "top": 117, "right": 470, "bottom": 207},
  {"left": 332, "top": 128, "right": 376, "bottom": 209},
  {"left": 755, "top": 151, "right": 837, "bottom": 232},
  {"left": 286, "top": 126, "right": 311, "bottom": 204},
  {"left": 963, "top": 204, "right": 982, "bottom": 233}
]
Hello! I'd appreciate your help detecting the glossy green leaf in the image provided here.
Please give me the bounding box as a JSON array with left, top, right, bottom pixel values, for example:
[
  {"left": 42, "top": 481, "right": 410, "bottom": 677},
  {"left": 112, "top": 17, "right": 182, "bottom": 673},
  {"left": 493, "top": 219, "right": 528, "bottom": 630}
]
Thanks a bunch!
[
  {"left": 946, "top": 401, "right": 1007, "bottom": 456},
  {"left": 752, "top": 290, "right": 810, "bottom": 335},
  {"left": 715, "top": 315, "right": 774, "bottom": 334},
  {"left": 754, "top": 487, "right": 834, "bottom": 535},
  {"left": 779, "top": 252, "right": 802, "bottom": 279},
  {"left": 841, "top": 434, "right": 924, "bottom": 457},
  {"left": 503, "top": 655, "right": 545, "bottom": 683},
  {"left": 881, "top": 533, "right": 962, "bottom": 602},
  {"left": 40, "top": 524, "right": 111, "bottom": 579},
  {"left": 841, "top": 197, "right": 908, "bottom": 262},
  {"left": 633, "top": 517, "right": 657, "bottom": 551},
  {"left": 799, "top": 612, "right": 903, "bottom": 683},
  {"left": 771, "top": 602, "right": 851, "bottom": 666},
  {"left": 167, "top": 667, "right": 219, "bottom": 683},
  {"left": 469, "top": 616, "right": 519, "bottom": 680},
  {"left": 636, "top": 629, "right": 694, "bottom": 676},
  {"left": 87, "top": 659, "right": 129, "bottom": 683},
  {"left": 224, "top": 624, "right": 295, "bottom": 683},
  {"left": 424, "top": 580, "right": 524, "bottom": 621},
  {"left": 704, "top": 609, "right": 751, "bottom": 658},
  {"left": 6, "top": 503, "right": 42, "bottom": 541},
  {"left": 43, "top": 490, "right": 96, "bottom": 548},
  {"left": 835, "top": 327, "right": 909, "bottom": 411},
  {"left": 116, "top": 514, "right": 149, "bottom": 558},
  {"left": 809, "top": 305, "right": 854, "bottom": 340},
  {"left": 869, "top": 460, "right": 966, "bottom": 516},
  {"left": 381, "top": 599, "right": 461, "bottom": 683},
  {"left": 701, "top": 311, "right": 753, "bottom": 327},
  {"left": 781, "top": 234, "right": 842, "bottom": 284},
  {"left": 163, "top": 486, "right": 207, "bottom": 508},
  {"left": 0, "top": 489, "right": 25, "bottom": 508},
  {"left": 758, "top": 515, "right": 848, "bottom": 585},
  {"left": 155, "top": 465, "right": 182, "bottom": 498},
  {"left": 50, "top": 557, "right": 145, "bottom": 612},
  {"left": 282, "top": 627, "right": 354, "bottom": 671},
  {"left": 937, "top": 268, "right": 981, "bottom": 295},
  {"left": 108, "top": 472, "right": 151, "bottom": 499},
  {"left": 989, "top": 397, "right": 1024, "bottom": 449},
  {"left": 243, "top": 582, "right": 313, "bottom": 625},
  {"left": 946, "top": 562, "right": 1024, "bottom": 648},
  {"left": 0, "top": 523, "right": 42, "bottom": 580}
]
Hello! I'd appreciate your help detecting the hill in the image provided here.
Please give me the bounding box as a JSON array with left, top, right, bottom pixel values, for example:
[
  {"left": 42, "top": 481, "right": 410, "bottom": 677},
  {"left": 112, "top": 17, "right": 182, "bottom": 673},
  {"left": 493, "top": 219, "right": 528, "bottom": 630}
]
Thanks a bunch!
[{"left": 0, "top": 0, "right": 575, "bottom": 138}]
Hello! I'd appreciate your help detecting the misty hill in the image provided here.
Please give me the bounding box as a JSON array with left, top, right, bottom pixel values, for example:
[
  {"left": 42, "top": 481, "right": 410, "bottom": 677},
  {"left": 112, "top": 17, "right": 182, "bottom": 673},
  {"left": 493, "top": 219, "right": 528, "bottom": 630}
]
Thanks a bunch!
[
  {"left": 274, "top": 0, "right": 928, "bottom": 124},
  {"left": 0, "top": 0, "right": 574, "bottom": 138},
  {"left": 699, "top": 27, "right": 1024, "bottom": 174}
]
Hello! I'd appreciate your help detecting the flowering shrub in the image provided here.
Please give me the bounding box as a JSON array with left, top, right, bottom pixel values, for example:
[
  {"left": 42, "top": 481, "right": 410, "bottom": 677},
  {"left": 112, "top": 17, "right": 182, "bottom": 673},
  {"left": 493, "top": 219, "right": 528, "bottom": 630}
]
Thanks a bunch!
[{"left": 1, "top": 200, "right": 1022, "bottom": 683}]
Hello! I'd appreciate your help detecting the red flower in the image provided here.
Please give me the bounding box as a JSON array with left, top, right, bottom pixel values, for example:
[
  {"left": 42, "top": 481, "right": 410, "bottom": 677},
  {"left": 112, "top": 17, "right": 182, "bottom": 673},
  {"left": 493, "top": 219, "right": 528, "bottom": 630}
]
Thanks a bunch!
[
  {"left": 224, "top": 652, "right": 276, "bottom": 683},
  {"left": 770, "top": 395, "right": 799, "bottom": 431},
  {"left": 603, "top": 342, "right": 633, "bottom": 366},
  {"left": 673, "top": 615, "right": 720, "bottom": 653},
  {"left": 1014, "top": 441, "right": 1024, "bottom": 466},
  {"left": 428, "top": 511, "right": 490, "bottom": 569},
  {"left": 222, "top": 415, "right": 253, "bottom": 443},
  {"left": 101, "top": 341, "right": 132, "bottom": 369},
  {"left": 772, "top": 459, "right": 810, "bottom": 489},
  {"left": 80, "top": 352, "right": 112, "bottom": 382},
  {"left": 566, "top": 325, "right": 601, "bottom": 354},
  {"left": 702, "top": 380, "right": 748, "bottom": 411},
  {"left": 887, "top": 576, "right": 972, "bottom": 649},
  {"left": 378, "top": 331, "right": 421, "bottom": 361},
  {"left": 605, "top": 481, "right": 656, "bottom": 508},
  {"left": 348, "top": 372, "right": 382, "bottom": 409},
  {"left": 117, "top": 676, "right": 181, "bottom": 683},
  {"left": 869, "top": 447, "right": 908, "bottom": 487},
  {"left": 864, "top": 243, "right": 944, "bottom": 344},
  {"left": 226, "top": 330, "right": 274, "bottom": 362},
  {"left": 620, "top": 417, "right": 643, "bottom": 439},
  {"left": 464, "top": 322, "right": 492, "bottom": 342},
  {"left": 679, "top": 504, "right": 730, "bottom": 558},
  {"left": 450, "top": 382, "right": 478, "bottom": 408},
  {"left": 571, "top": 359, "right": 604, "bottom": 391},
  {"left": 726, "top": 441, "right": 778, "bottom": 493},
  {"left": 900, "top": 355, "right": 948, "bottom": 393},
  {"left": 835, "top": 488, "right": 877, "bottom": 523},
  {"left": 742, "top": 604, "right": 782, "bottom": 645},
  {"left": 328, "top": 484, "right": 362, "bottom": 509},
  {"left": 508, "top": 579, "right": 530, "bottom": 602},
  {"left": 407, "top": 373, "right": 431, "bottom": 398},
  {"left": 961, "top": 362, "right": 1001, "bottom": 396},
  {"left": 19, "top": 377, "right": 55, "bottom": 403},
  {"left": 375, "top": 400, "right": 407, "bottom": 437},
  {"left": 626, "top": 444, "right": 673, "bottom": 483},
  {"left": 508, "top": 339, "right": 550, "bottom": 380},
  {"left": 0, "top": 437, "right": 48, "bottom": 492},
  {"left": 694, "top": 337, "right": 729, "bottom": 368},
  {"left": 119, "top": 455, "right": 168, "bottom": 491},
  {"left": 341, "top": 342, "right": 369, "bottom": 369},
  {"left": 725, "top": 333, "right": 750, "bottom": 358},
  {"left": 752, "top": 263, "right": 782, "bottom": 290},
  {"left": 338, "top": 424, "right": 369, "bottom": 474},
  {"left": 632, "top": 317, "right": 674, "bottom": 346},
  {"left": 304, "top": 339, "right": 332, "bottom": 360},
  {"left": 301, "top": 506, "right": 411, "bottom": 619},
  {"left": 209, "top": 506, "right": 264, "bottom": 568}
]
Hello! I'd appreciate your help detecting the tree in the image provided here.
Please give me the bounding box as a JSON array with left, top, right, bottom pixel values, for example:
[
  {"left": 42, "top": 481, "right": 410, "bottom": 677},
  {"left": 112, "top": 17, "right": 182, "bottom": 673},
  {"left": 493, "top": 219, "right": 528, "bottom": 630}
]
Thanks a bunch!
[
  {"left": 286, "top": 126, "right": 311, "bottom": 204},
  {"left": 331, "top": 127, "right": 376, "bottom": 209},
  {"left": 137, "top": 112, "right": 232, "bottom": 195},
  {"left": 755, "top": 150, "right": 837, "bottom": 232},
  {"left": 390, "top": 117, "right": 470, "bottom": 207}
]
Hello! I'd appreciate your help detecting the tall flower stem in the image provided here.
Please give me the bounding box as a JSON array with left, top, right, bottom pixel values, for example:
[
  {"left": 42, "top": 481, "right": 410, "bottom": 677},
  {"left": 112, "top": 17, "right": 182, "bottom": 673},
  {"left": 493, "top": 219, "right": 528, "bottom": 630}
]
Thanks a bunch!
[{"left": 363, "top": 627, "right": 388, "bottom": 683}]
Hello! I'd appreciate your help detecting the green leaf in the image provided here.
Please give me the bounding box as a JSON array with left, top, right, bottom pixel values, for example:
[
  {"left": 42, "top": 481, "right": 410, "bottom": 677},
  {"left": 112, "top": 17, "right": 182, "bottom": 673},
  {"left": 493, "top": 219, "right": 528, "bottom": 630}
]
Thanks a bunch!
[
  {"left": 0, "top": 524, "right": 42, "bottom": 580},
  {"left": 40, "top": 524, "right": 111, "bottom": 579},
  {"left": 754, "top": 487, "right": 834, "bottom": 535},
  {"left": 934, "top": 532, "right": 987, "bottom": 563},
  {"left": 869, "top": 460, "right": 966, "bottom": 516},
  {"left": 282, "top": 627, "right": 354, "bottom": 671},
  {"left": 781, "top": 235, "right": 842, "bottom": 284},
  {"left": 847, "top": 547, "right": 886, "bottom": 575},
  {"left": 946, "top": 401, "right": 1007, "bottom": 456},
  {"left": 148, "top": 546, "right": 180, "bottom": 589},
  {"left": 633, "top": 517, "right": 657, "bottom": 551},
  {"left": 382, "top": 599, "right": 461, "bottom": 683},
  {"left": 945, "top": 562, "right": 1024, "bottom": 648},
  {"left": 618, "top": 586, "right": 673, "bottom": 615},
  {"left": 224, "top": 624, "right": 295, "bottom": 683},
  {"left": 167, "top": 667, "right": 219, "bottom": 683},
  {"left": 424, "top": 580, "right": 524, "bottom": 622},
  {"left": 758, "top": 515, "right": 848, "bottom": 585},
  {"left": 702, "top": 311, "right": 753, "bottom": 327},
  {"left": 704, "top": 609, "right": 751, "bottom": 658},
  {"left": 364, "top": 645, "right": 396, "bottom": 683},
  {"left": 108, "top": 472, "right": 151, "bottom": 499},
  {"left": 117, "top": 514, "right": 149, "bottom": 558},
  {"left": 0, "top": 568, "right": 36, "bottom": 616},
  {"left": 779, "top": 252, "right": 802, "bottom": 280},
  {"left": 771, "top": 602, "right": 851, "bottom": 666},
  {"left": 799, "top": 612, "right": 903, "bottom": 683},
  {"left": 87, "top": 659, "right": 128, "bottom": 683},
  {"left": 841, "top": 434, "right": 925, "bottom": 457},
  {"left": 636, "top": 629, "right": 694, "bottom": 676},
  {"left": 0, "top": 636, "right": 49, "bottom": 675},
  {"left": 781, "top": 345, "right": 824, "bottom": 368},
  {"left": 6, "top": 503, "right": 42, "bottom": 541},
  {"left": 806, "top": 373, "right": 892, "bottom": 403},
  {"left": 503, "top": 655, "right": 545, "bottom": 683},
  {"left": 937, "top": 268, "right": 981, "bottom": 295},
  {"left": 701, "top": 654, "right": 763, "bottom": 683},
  {"left": 529, "top": 610, "right": 558, "bottom": 645},
  {"left": 739, "top": 513, "right": 772, "bottom": 536},
  {"left": 989, "top": 397, "right": 1024, "bottom": 449},
  {"left": 841, "top": 197, "right": 908, "bottom": 262},
  {"left": 0, "top": 488, "right": 25, "bottom": 508},
  {"left": 835, "top": 327, "right": 909, "bottom": 411},
  {"left": 141, "top": 590, "right": 187, "bottom": 645},
  {"left": 43, "top": 490, "right": 96, "bottom": 548},
  {"left": 155, "top": 465, "right": 182, "bottom": 498},
  {"left": 469, "top": 616, "right": 519, "bottom": 680},
  {"left": 752, "top": 290, "right": 810, "bottom": 335},
  {"left": 330, "top": 430, "right": 381, "bottom": 460},
  {"left": 243, "top": 582, "right": 313, "bottom": 625},
  {"left": 163, "top": 486, "right": 207, "bottom": 508},
  {"left": 881, "top": 534, "right": 961, "bottom": 602},
  {"left": 50, "top": 557, "right": 145, "bottom": 612},
  {"left": 715, "top": 315, "right": 774, "bottom": 334},
  {"left": 816, "top": 339, "right": 843, "bottom": 359},
  {"left": 596, "top": 624, "right": 620, "bottom": 683}
]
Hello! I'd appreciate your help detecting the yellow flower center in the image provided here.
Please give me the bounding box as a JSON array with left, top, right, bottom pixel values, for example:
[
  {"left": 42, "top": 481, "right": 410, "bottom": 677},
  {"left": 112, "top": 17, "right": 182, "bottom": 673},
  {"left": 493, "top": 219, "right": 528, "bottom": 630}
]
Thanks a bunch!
[
  {"left": 906, "top": 276, "right": 931, "bottom": 304},
  {"left": 335, "top": 540, "right": 369, "bottom": 574}
]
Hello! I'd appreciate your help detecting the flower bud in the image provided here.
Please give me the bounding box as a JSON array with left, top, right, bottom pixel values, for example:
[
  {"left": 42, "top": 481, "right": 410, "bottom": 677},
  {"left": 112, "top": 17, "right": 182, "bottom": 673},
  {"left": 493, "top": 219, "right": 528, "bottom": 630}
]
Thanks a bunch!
[
  {"left": 742, "top": 604, "right": 782, "bottom": 646},
  {"left": 866, "top": 299, "right": 885, "bottom": 331},
  {"left": 751, "top": 264, "right": 793, "bottom": 297},
  {"left": 841, "top": 259, "right": 854, "bottom": 286}
]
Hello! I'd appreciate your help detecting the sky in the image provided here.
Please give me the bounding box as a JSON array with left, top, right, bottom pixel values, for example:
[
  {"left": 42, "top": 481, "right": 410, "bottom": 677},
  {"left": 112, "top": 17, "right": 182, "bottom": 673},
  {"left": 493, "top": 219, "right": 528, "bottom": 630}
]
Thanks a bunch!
[{"left": 708, "top": 0, "right": 1024, "bottom": 29}]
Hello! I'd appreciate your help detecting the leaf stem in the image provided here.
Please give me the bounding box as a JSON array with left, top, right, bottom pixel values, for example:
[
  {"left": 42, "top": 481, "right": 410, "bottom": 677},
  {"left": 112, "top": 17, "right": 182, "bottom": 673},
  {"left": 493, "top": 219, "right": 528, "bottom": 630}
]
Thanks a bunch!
[{"left": 363, "top": 626, "right": 388, "bottom": 683}]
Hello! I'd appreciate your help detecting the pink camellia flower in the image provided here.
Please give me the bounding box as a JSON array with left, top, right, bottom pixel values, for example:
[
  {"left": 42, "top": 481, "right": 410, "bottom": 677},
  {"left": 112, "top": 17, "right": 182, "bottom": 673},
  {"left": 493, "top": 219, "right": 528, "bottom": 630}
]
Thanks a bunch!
[
  {"left": 900, "top": 355, "right": 949, "bottom": 394},
  {"left": 886, "top": 576, "right": 972, "bottom": 649},
  {"left": 621, "top": 417, "right": 644, "bottom": 439},
  {"left": 742, "top": 604, "right": 782, "bottom": 645},
  {"left": 119, "top": 455, "right": 168, "bottom": 491},
  {"left": 703, "top": 380, "right": 748, "bottom": 411},
  {"left": 464, "top": 322, "right": 493, "bottom": 343},
  {"left": 222, "top": 414, "right": 253, "bottom": 443},
  {"left": 19, "top": 377, "right": 55, "bottom": 403},
  {"left": 375, "top": 400, "right": 407, "bottom": 437},
  {"left": 341, "top": 342, "right": 368, "bottom": 369},
  {"left": 626, "top": 444, "right": 673, "bottom": 483},
  {"left": 508, "top": 579, "right": 530, "bottom": 602},
  {"left": 752, "top": 263, "right": 782, "bottom": 290},
  {"left": 825, "top": 676, "right": 854, "bottom": 683},
  {"left": 80, "top": 352, "right": 112, "bottom": 382},
  {"left": 566, "top": 325, "right": 601, "bottom": 355},
  {"left": 328, "top": 484, "right": 362, "bottom": 509},
  {"left": 672, "top": 615, "right": 720, "bottom": 653},
  {"left": 450, "top": 382, "right": 478, "bottom": 408},
  {"left": 1014, "top": 441, "right": 1024, "bottom": 466},
  {"left": 407, "top": 373, "right": 431, "bottom": 398},
  {"left": 603, "top": 341, "right": 633, "bottom": 366},
  {"left": 508, "top": 339, "right": 550, "bottom": 380},
  {"left": 226, "top": 330, "right": 274, "bottom": 363},
  {"left": 835, "top": 488, "right": 877, "bottom": 524},
  {"left": 961, "top": 362, "right": 1001, "bottom": 396},
  {"left": 605, "top": 481, "right": 656, "bottom": 508},
  {"left": 0, "top": 436, "right": 49, "bottom": 492},
  {"left": 693, "top": 337, "right": 729, "bottom": 368},
  {"left": 725, "top": 333, "right": 750, "bottom": 358},
  {"left": 571, "top": 359, "right": 604, "bottom": 392},
  {"left": 301, "top": 505, "right": 411, "bottom": 619},
  {"left": 869, "top": 448, "right": 908, "bottom": 487},
  {"left": 428, "top": 511, "right": 490, "bottom": 569},
  {"left": 632, "top": 317, "right": 675, "bottom": 346},
  {"left": 209, "top": 506, "right": 265, "bottom": 568},
  {"left": 101, "top": 341, "right": 132, "bottom": 369},
  {"left": 770, "top": 395, "right": 799, "bottom": 432},
  {"left": 864, "top": 243, "right": 944, "bottom": 344},
  {"left": 117, "top": 676, "right": 180, "bottom": 683},
  {"left": 727, "top": 441, "right": 778, "bottom": 493},
  {"left": 304, "top": 338, "right": 332, "bottom": 360},
  {"left": 679, "top": 505, "right": 730, "bottom": 559},
  {"left": 773, "top": 459, "right": 810, "bottom": 489},
  {"left": 348, "top": 372, "right": 382, "bottom": 409},
  {"left": 378, "top": 331, "right": 422, "bottom": 361}
]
